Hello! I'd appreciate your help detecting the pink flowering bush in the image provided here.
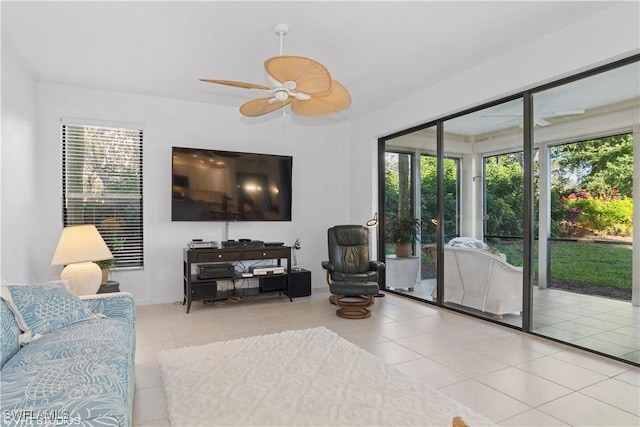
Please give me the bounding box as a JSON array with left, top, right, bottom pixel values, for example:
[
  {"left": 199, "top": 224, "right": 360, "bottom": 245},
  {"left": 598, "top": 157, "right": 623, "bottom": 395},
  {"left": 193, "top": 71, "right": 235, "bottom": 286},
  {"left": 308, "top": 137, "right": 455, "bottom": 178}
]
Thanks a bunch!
[{"left": 559, "top": 189, "right": 633, "bottom": 237}]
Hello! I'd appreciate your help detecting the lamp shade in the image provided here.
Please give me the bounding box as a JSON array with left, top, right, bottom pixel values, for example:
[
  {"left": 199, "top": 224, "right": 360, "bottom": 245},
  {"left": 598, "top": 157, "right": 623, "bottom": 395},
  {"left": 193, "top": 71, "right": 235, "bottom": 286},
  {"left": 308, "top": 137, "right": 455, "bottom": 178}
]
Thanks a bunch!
[{"left": 51, "top": 225, "right": 113, "bottom": 266}]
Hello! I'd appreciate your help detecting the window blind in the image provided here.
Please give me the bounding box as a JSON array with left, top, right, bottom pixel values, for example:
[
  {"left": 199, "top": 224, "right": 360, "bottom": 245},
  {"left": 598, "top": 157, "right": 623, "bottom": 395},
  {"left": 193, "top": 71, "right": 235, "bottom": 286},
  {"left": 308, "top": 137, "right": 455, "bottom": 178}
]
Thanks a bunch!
[{"left": 62, "top": 124, "right": 144, "bottom": 268}]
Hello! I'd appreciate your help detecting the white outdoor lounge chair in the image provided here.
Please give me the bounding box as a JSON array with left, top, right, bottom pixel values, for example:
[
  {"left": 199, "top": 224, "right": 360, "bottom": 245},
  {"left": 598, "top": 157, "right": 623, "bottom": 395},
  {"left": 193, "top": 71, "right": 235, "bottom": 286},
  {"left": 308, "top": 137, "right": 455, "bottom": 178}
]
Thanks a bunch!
[{"left": 431, "top": 238, "right": 523, "bottom": 319}]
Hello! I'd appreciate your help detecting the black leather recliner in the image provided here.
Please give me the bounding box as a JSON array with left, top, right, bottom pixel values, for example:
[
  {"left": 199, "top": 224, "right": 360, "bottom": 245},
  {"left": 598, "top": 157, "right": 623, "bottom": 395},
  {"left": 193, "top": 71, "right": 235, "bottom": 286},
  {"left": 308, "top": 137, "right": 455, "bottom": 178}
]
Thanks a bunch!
[{"left": 321, "top": 225, "right": 385, "bottom": 318}]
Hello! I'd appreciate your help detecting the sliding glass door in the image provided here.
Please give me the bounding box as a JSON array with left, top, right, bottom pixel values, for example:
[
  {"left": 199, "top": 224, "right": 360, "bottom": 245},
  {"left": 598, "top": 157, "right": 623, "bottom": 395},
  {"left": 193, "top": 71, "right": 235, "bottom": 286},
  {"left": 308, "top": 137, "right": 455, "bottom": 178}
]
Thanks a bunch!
[
  {"left": 384, "top": 127, "right": 439, "bottom": 301},
  {"left": 440, "top": 99, "right": 524, "bottom": 327},
  {"left": 532, "top": 61, "right": 639, "bottom": 364}
]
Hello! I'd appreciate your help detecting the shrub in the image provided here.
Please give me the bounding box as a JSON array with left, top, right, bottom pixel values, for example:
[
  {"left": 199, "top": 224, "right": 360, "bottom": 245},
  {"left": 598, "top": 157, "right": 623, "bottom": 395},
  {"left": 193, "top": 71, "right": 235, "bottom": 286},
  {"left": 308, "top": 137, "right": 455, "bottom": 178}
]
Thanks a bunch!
[
  {"left": 600, "top": 198, "right": 633, "bottom": 236},
  {"left": 559, "top": 190, "right": 633, "bottom": 237}
]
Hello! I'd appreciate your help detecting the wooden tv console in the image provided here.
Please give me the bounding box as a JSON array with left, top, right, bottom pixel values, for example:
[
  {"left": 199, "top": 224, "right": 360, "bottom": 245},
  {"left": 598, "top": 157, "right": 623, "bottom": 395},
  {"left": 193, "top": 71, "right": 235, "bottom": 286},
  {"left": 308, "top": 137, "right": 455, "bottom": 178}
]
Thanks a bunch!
[{"left": 182, "top": 246, "right": 292, "bottom": 313}]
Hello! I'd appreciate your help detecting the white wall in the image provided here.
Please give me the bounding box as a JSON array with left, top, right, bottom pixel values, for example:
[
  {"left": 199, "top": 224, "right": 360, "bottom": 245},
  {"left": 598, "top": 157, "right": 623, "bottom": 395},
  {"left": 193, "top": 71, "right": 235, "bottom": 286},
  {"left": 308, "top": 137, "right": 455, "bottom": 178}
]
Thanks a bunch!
[
  {"left": 33, "top": 84, "right": 350, "bottom": 304},
  {"left": 348, "top": 2, "right": 640, "bottom": 227},
  {"left": 1, "top": 39, "right": 39, "bottom": 282}
]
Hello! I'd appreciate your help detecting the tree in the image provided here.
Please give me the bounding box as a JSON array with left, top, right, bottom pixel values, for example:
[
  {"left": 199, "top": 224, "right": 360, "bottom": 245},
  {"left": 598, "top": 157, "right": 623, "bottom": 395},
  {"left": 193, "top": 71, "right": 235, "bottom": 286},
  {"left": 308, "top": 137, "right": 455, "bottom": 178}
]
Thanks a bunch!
[
  {"left": 551, "top": 134, "right": 633, "bottom": 198},
  {"left": 485, "top": 153, "right": 524, "bottom": 237},
  {"left": 384, "top": 153, "right": 400, "bottom": 220},
  {"left": 398, "top": 153, "right": 411, "bottom": 217},
  {"left": 420, "top": 156, "right": 459, "bottom": 243}
]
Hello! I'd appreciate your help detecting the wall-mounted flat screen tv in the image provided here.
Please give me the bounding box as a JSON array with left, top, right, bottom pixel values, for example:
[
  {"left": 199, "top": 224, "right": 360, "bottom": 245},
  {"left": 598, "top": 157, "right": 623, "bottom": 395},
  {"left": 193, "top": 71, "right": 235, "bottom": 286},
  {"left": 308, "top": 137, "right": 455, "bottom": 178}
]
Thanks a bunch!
[{"left": 172, "top": 147, "right": 292, "bottom": 221}]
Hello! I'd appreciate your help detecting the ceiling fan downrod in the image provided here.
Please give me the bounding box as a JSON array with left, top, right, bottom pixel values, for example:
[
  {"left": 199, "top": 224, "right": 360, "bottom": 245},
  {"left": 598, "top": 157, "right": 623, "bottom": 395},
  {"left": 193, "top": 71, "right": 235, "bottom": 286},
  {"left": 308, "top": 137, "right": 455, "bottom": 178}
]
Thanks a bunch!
[{"left": 273, "top": 23, "right": 289, "bottom": 56}]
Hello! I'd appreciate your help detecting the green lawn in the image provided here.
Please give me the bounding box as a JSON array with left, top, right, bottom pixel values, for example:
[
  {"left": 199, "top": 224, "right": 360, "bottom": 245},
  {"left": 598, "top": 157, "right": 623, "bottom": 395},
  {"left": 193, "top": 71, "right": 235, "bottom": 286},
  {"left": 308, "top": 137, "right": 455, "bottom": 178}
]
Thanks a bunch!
[{"left": 492, "top": 241, "right": 632, "bottom": 289}]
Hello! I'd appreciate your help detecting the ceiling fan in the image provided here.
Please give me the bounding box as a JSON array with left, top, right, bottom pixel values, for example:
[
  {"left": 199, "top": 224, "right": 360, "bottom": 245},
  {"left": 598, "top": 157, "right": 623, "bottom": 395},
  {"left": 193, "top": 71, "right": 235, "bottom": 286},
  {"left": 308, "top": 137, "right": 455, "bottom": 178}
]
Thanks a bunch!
[
  {"left": 483, "top": 109, "right": 585, "bottom": 127},
  {"left": 200, "top": 23, "right": 351, "bottom": 117}
]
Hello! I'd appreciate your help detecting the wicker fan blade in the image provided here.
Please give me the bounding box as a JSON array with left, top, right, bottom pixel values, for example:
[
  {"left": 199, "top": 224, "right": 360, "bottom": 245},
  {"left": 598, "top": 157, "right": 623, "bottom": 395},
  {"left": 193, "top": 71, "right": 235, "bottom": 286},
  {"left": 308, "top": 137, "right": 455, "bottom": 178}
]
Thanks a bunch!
[
  {"left": 290, "top": 80, "right": 351, "bottom": 116},
  {"left": 264, "top": 56, "right": 332, "bottom": 96},
  {"left": 199, "top": 79, "right": 271, "bottom": 91},
  {"left": 239, "top": 97, "right": 292, "bottom": 117}
]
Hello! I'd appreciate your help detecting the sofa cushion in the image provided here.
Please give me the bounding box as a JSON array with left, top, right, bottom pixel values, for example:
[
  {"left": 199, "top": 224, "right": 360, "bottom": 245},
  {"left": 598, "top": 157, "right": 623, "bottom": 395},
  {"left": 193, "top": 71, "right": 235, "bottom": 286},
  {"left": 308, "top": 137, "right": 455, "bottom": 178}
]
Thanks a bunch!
[
  {"left": 447, "top": 237, "right": 505, "bottom": 260},
  {"left": 447, "top": 236, "right": 488, "bottom": 249},
  {"left": 0, "top": 282, "right": 96, "bottom": 344},
  {"left": 0, "top": 298, "right": 21, "bottom": 368},
  {"left": 1, "top": 317, "right": 134, "bottom": 426}
]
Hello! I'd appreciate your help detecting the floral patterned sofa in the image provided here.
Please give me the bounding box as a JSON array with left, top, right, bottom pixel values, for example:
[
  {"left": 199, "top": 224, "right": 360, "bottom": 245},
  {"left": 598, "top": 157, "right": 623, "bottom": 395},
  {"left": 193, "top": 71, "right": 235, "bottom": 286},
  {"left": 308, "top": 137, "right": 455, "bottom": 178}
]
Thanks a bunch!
[{"left": 1, "top": 283, "right": 135, "bottom": 426}]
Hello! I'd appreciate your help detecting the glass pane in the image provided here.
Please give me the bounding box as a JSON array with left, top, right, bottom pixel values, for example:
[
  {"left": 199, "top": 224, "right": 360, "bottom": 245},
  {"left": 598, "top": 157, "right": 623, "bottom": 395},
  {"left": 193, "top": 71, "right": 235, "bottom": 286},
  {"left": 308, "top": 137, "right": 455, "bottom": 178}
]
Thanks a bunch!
[
  {"left": 384, "top": 128, "right": 435, "bottom": 300},
  {"left": 533, "top": 61, "right": 639, "bottom": 363},
  {"left": 484, "top": 152, "right": 525, "bottom": 266},
  {"left": 63, "top": 124, "right": 144, "bottom": 268},
  {"left": 420, "top": 154, "right": 438, "bottom": 296},
  {"left": 442, "top": 98, "right": 524, "bottom": 327}
]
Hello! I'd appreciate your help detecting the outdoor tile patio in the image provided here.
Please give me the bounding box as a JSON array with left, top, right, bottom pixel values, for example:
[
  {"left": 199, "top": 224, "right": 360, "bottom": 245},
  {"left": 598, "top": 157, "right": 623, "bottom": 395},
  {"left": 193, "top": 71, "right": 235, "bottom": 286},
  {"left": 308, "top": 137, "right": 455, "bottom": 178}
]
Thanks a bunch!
[{"left": 392, "top": 280, "right": 639, "bottom": 364}]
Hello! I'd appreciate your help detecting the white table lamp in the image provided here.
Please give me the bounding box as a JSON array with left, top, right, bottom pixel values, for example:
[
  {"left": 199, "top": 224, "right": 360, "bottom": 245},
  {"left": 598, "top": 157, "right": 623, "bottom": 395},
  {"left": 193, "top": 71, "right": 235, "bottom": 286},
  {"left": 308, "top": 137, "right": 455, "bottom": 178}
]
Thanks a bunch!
[{"left": 51, "top": 225, "right": 113, "bottom": 295}]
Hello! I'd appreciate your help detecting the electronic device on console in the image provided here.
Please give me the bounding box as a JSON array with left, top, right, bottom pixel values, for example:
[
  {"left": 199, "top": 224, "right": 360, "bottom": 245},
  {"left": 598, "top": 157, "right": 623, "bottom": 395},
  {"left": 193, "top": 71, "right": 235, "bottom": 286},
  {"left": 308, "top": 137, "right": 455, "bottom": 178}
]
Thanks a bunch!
[
  {"left": 188, "top": 240, "right": 219, "bottom": 249},
  {"left": 222, "top": 239, "right": 264, "bottom": 249},
  {"left": 249, "top": 265, "right": 286, "bottom": 276},
  {"left": 197, "top": 263, "right": 234, "bottom": 279},
  {"left": 264, "top": 242, "right": 284, "bottom": 246}
]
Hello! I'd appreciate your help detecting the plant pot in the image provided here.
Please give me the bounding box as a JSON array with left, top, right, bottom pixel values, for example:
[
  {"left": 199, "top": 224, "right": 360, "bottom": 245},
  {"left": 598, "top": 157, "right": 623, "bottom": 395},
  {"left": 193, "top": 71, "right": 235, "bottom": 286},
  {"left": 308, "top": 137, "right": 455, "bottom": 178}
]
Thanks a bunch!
[{"left": 394, "top": 242, "right": 412, "bottom": 257}]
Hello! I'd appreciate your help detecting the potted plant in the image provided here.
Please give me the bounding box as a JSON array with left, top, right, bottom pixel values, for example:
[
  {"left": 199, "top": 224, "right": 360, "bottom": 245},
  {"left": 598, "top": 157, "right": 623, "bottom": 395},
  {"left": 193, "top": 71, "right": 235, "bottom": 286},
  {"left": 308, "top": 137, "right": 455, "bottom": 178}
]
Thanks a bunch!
[
  {"left": 94, "top": 217, "right": 125, "bottom": 285},
  {"left": 94, "top": 259, "right": 114, "bottom": 285},
  {"left": 387, "top": 214, "right": 423, "bottom": 257}
]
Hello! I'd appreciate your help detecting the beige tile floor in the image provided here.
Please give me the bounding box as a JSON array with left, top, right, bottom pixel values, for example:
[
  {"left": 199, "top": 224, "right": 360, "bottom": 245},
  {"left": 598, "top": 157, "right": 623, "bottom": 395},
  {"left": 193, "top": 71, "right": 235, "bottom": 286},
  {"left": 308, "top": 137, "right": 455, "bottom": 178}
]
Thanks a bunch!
[{"left": 133, "top": 289, "right": 639, "bottom": 426}]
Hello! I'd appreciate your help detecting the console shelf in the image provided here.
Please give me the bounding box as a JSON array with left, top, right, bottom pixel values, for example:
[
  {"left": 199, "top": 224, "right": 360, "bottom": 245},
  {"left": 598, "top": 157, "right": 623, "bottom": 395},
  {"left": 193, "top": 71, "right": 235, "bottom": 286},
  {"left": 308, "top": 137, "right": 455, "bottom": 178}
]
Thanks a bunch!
[{"left": 182, "top": 246, "right": 292, "bottom": 313}]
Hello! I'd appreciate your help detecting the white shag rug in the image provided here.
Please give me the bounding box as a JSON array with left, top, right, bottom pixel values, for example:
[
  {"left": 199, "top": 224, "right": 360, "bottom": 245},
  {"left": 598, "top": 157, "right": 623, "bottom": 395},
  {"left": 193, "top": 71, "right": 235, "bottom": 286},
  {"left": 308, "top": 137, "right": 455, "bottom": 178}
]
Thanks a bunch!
[{"left": 158, "top": 327, "right": 493, "bottom": 426}]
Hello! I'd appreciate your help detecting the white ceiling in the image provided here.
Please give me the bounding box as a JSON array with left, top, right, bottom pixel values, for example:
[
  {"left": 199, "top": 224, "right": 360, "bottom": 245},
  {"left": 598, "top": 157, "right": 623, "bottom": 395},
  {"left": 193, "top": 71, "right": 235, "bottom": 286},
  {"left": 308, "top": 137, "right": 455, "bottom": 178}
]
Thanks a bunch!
[{"left": 0, "top": 1, "right": 622, "bottom": 120}]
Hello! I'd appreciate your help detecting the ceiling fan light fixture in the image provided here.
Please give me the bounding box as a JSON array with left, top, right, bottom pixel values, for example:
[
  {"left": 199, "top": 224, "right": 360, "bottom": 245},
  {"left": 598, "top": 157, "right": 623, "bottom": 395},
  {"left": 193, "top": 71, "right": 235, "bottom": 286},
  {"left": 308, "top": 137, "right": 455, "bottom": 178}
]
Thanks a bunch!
[
  {"left": 295, "top": 92, "right": 311, "bottom": 101},
  {"left": 274, "top": 90, "right": 288, "bottom": 102}
]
